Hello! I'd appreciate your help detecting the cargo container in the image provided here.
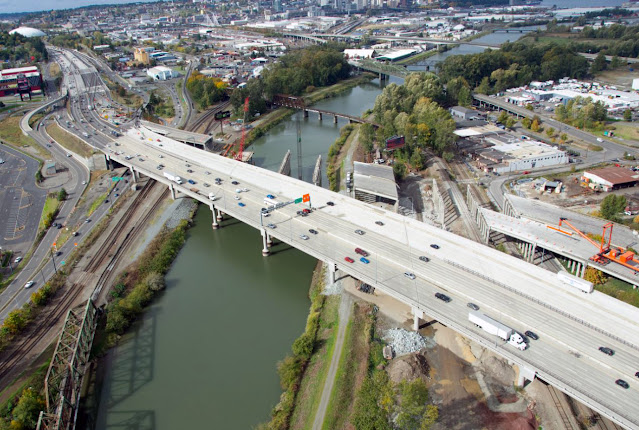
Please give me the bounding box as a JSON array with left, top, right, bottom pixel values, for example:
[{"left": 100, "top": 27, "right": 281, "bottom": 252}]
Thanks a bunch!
[
  {"left": 469, "top": 312, "right": 527, "bottom": 350},
  {"left": 556, "top": 271, "right": 593, "bottom": 293}
]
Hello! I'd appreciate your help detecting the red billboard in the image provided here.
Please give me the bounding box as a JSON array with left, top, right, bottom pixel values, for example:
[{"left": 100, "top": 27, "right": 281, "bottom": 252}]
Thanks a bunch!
[{"left": 385, "top": 135, "right": 405, "bottom": 150}]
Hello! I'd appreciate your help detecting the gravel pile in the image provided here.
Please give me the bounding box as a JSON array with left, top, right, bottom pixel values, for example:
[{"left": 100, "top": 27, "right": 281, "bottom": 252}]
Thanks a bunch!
[
  {"left": 165, "top": 198, "right": 197, "bottom": 229},
  {"left": 384, "top": 328, "right": 428, "bottom": 356}
]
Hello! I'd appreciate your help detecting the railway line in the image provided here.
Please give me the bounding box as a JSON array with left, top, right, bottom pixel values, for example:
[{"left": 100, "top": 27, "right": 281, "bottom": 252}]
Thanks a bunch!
[
  {"left": 184, "top": 100, "right": 231, "bottom": 134},
  {"left": 547, "top": 386, "right": 579, "bottom": 430},
  {"left": 0, "top": 180, "right": 168, "bottom": 389}
]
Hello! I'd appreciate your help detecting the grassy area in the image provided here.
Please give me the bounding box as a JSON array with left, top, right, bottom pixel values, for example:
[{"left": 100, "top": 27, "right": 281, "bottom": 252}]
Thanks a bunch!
[
  {"left": 0, "top": 103, "right": 18, "bottom": 113},
  {"left": 28, "top": 112, "right": 45, "bottom": 128},
  {"left": 101, "top": 74, "right": 143, "bottom": 108},
  {"left": 397, "top": 49, "right": 437, "bottom": 65},
  {"left": 46, "top": 123, "right": 95, "bottom": 158},
  {"left": 599, "top": 122, "right": 639, "bottom": 143},
  {"left": 0, "top": 116, "right": 50, "bottom": 159},
  {"left": 289, "top": 295, "right": 340, "bottom": 429},
  {"left": 596, "top": 277, "right": 639, "bottom": 308},
  {"left": 0, "top": 359, "right": 50, "bottom": 425},
  {"left": 322, "top": 303, "right": 371, "bottom": 430},
  {"left": 87, "top": 192, "right": 108, "bottom": 217},
  {"left": 520, "top": 33, "right": 616, "bottom": 47},
  {"left": 38, "top": 195, "right": 60, "bottom": 231}
]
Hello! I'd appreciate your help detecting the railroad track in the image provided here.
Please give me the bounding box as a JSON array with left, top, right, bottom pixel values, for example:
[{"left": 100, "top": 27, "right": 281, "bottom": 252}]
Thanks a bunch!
[
  {"left": 548, "top": 386, "right": 579, "bottom": 430},
  {"left": 0, "top": 180, "right": 168, "bottom": 386},
  {"left": 185, "top": 100, "right": 231, "bottom": 134}
]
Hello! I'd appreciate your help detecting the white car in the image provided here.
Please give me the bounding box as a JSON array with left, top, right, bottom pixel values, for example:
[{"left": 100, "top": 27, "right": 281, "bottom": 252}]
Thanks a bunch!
[
  {"left": 24, "top": 281, "right": 34, "bottom": 289},
  {"left": 300, "top": 234, "right": 309, "bottom": 240},
  {"left": 14, "top": 256, "right": 22, "bottom": 263},
  {"left": 234, "top": 195, "right": 240, "bottom": 200},
  {"left": 596, "top": 138, "right": 603, "bottom": 142}
]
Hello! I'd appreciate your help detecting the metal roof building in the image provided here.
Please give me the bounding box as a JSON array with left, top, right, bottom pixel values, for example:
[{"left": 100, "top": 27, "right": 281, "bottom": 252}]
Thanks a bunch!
[
  {"left": 353, "top": 161, "right": 399, "bottom": 209},
  {"left": 582, "top": 166, "right": 639, "bottom": 192}
]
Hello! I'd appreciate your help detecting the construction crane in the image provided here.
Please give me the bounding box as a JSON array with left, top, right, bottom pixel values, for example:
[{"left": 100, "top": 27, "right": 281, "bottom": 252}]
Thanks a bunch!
[
  {"left": 233, "top": 97, "right": 249, "bottom": 162},
  {"left": 548, "top": 218, "right": 639, "bottom": 272}
]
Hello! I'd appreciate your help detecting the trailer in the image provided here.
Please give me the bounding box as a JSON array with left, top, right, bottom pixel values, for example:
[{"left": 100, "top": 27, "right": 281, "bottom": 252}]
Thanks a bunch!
[
  {"left": 469, "top": 312, "right": 527, "bottom": 350},
  {"left": 163, "top": 171, "right": 183, "bottom": 185},
  {"left": 557, "top": 271, "right": 593, "bottom": 293}
]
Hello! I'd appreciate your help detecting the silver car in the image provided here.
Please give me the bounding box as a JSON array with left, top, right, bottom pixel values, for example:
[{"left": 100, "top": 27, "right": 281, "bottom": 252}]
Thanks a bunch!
[{"left": 404, "top": 272, "right": 416, "bottom": 280}]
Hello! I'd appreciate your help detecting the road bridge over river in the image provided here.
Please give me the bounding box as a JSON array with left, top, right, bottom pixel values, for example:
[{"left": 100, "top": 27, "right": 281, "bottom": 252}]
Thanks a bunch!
[{"left": 106, "top": 125, "right": 639, "bottom": 430}]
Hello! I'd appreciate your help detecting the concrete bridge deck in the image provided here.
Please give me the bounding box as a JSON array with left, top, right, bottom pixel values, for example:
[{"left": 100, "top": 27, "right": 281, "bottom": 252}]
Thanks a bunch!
[{"left": 106, "top": 126, "right": 639, "bottom": 430}]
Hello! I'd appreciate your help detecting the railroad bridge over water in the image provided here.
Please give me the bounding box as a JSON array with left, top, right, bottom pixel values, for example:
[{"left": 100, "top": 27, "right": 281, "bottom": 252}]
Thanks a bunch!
[{"left": 272, "top": 94, "right": 380, "bottom": 128}]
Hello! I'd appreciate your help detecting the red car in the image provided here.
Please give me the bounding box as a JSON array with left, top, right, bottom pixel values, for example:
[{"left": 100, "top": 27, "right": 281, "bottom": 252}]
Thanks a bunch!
[
  {"left": 344, "top": 257, "right": 355, "bottom": 263},
  {"left": 355, "top": 248, "right": 369, "bottom": 257},
  {"left": 302, "top": 208, "right": 311, "bottom": 214}
]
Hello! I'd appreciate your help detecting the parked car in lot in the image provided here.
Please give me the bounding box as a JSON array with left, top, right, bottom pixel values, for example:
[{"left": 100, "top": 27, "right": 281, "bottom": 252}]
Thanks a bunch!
[
  {"left": 404, "top": 272, "right": 416, "bottom": 280},
  {"left": 360, "top": 257, "right": 370, "bottom": 264},
  {"left": 344, "top": 256, "right": 355, "bottom": 263},
  {"left": 435, "top": 292, "right": 451, "bottom": 302},
  {"left": 616, "top": 379, "right": 629, "bottom": 389},
  {"left": 599, "top": 346, "right": 615, "bottom": 356},
  {"left": 355, "top": 248, "right": 369, "bottom": 257},
  {"left": 525, "top": 330, "right": 539, "bottom": 340},
  {"left": 419, "top": 256, "right": 429, "bottom": 262},
  {"left": 467, "top": 303, "right": 479, "bottom": 311}
]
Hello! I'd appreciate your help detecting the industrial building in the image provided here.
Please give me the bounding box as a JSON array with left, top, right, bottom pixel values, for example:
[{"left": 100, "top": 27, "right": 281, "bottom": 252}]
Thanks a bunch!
[
  {"left": 581, "top": 166, "right": 639, "bottom": 192},
  {"left": 450, "top": 106, "right": 481, "bottom": 121},
  {"left": 0, "top": 66, "right": 42, "bottom": 97},
  {"left": 146, "top": 66, "right": 180, "bottom": 81},
  {"left": 352, "top": 161, "right": 399, "bottom": 209}
]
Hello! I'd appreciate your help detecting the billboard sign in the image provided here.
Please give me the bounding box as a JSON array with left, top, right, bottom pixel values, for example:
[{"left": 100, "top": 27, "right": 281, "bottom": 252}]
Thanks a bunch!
[{"left": 385, "top": 135, "right": 405, "bottom": 150}]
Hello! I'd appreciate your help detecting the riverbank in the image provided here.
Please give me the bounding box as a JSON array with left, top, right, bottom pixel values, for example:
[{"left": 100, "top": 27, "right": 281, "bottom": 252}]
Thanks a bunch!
[{"left": 244, "top": 74, "right": 375, "bottom": 150}]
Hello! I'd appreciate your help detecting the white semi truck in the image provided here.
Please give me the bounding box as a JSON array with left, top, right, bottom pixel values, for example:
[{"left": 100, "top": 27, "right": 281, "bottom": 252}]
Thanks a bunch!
[
  {"left": 556, "top": 271, "right": 593, "bottom": 293},
  {"left": 163, "top": 171, "right": 183, "bottom": 185},
  {"left": 468, "top": 312, "right": 527, "bottom": 350}
]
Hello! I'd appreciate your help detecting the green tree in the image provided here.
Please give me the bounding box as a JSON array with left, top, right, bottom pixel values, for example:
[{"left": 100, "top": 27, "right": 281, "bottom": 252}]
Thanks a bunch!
[
  {"left": 624, "top": 109, "right": 632, "bottom": 122},
  {"left": 497, "top": 110, "right": 509, "bottom": 124},
  {"left": 561, "top": 133, "right": 568, "bottom": 143},
  {"left": 525, "top": 104, "right": 534, "bottom": 111},
  {"left": 11, "top": 387, "right": 45, "bottom": 429},
  {"left": 531, "top": 119, "right": 541, "bottom": 132},
  {"left": 590, "top": 51, "right": 608, "bottom": 74},
  {"left": 505, "top": 117, "right": 516, "bottom": 129},
  {"left": 396, "top": 379, "right": 430, "bottom": 429},
  {"left": 57, "top": 188, "right": 67, "bottom": 201},
  {"left": 420, "top": 405, "right": 439, "bottom": 430},
  {"left": 610, "top": 55, "right": 622, "bottom": 69},
  {"left": 521, "top": 117, "right": 532, "bottom": 129},
  {"left": 584, "top": 267, "right": 607, "bottom": 285},
  {"left": 600, "top": 194, "right": 626, "bottom": 221},
  {"left": 546, "top": 127, "right": 555, "bottom": 138}
]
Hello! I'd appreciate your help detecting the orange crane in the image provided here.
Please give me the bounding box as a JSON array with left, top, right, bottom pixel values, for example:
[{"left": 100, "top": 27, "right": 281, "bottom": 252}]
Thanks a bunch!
[
  {"left": 549, "top": 218, "right": 639, "bottom": 272},
  {"left": 232, "top": 97, "right": 249, "bottom": 162}
]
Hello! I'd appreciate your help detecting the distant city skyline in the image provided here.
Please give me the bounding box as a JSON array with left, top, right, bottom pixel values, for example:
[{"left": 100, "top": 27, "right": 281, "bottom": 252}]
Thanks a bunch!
[{"left": 0, "top": 0, "right": 161, "bottom": 15}]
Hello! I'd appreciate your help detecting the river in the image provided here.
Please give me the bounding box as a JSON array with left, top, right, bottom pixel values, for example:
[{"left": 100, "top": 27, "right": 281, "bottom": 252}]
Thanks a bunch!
[
  {"left": 94, "top": 75, "right": 403, "bottom": 429},
  {"left": 406, "top": 25, "right": 546, "bottom": 72}
]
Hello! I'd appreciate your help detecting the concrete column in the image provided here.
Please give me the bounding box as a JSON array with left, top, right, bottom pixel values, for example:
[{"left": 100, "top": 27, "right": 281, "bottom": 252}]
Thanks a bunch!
[
  {"left": 570, "top": 259, "right": 575, "bottom": 272},
  {"left": 303, "top": 109, "right": 309, "bottom": 118},
  {"left": 130, "top": 166, "right": 137, "bottom": 183},
  {"left": 216, "top": 208, "right": 223, "bottom": 222},
  {"left": 266, "top": 232, "right": 273, "bottom": 246},
  {"left": 328, "top": 262, "right": 336, "bottom": 283},
  {"left": 517, "top": 372, "right": 526, "bottom": 387},
  {"left": 210, "top": 204, "right": 219, "bottom": 230},
  {"left": 261, "top": 230, "right": 270, "bottom": 256},
  {"left": 333, "top": 115, "right": 338, "bottom": 124},
  {"left": 169, "top": 183, "right": 176, "bottom": 200},
  {"left": 412, "top": 307, "right": 421, "bottom": 331},
  {"left": 578, "top": 263, "right": 584, "bottom": 278},
  {"left": 530, "top": 244, "right": 536, "bottom": 263},
  {"left": 318, "top": 112, "right": 322, "bottom": 121}
]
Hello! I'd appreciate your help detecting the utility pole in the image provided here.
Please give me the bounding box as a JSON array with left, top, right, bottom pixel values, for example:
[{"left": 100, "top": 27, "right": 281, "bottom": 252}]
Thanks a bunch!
[
  {"left": 296, "top": 111, "right": 302, "bottom": 180},
  {"left": 50, "top": 247, "right": 57, "bottom": 273}
]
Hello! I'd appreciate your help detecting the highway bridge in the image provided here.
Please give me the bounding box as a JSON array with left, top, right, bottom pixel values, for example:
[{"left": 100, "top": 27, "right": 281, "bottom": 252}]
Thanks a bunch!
[{"left": 106, "top": 124, "right": 639, "bottom": 430}]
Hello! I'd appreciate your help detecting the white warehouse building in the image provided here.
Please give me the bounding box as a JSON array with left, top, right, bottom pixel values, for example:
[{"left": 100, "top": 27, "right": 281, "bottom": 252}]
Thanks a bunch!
[
  {"left": 476, "top": 136, "right": 568, "bottom": 173},
  {"left": 146, "top": 66, "right": 179, "bottom": 81}
]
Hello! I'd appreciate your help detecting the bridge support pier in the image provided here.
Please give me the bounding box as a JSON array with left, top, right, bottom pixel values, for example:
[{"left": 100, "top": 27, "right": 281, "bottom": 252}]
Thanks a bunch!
[
  {"left": 318, "top": 112, "right": 322, "bottom": 121},
  {"left": 303, "top": 109, "right": 309, "bottom": 119},
  {"left": 216, "top": 209, "right": 223, "bottom": 222},
  {"left": 210, "top": 204, "right": 219, "bottom": 229},
  {"left": 516, "top": 366, "right": 537, "bottom": 388},
  {"left": 412, "top": 307, "right": 424, "bottom": 331},
  {"left": 333, "top": 115, "right": 338, "bottom": 124},
  {"left": 169, "top": 183, "right": 176, "bottom": 200},
  {"left": 261, "top": 230, "right": 270, "bottom": 256},
  {"left": 130, "top": 166, "right": 138, "bottom": 183},
  {"left": 327, "top": 262, "right": 336, "bottom": 283}
]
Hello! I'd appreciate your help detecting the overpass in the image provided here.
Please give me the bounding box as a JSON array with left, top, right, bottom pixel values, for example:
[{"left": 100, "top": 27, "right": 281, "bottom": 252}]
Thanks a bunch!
[
  {"left": 20, "top": 92, "right": 68, "bottom": 134},
  {"left": 105, "top": 124, "right": 639, "bottom": 429}
]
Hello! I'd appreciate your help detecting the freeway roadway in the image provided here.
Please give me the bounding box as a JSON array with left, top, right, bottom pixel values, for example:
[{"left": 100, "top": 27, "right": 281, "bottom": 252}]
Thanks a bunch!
[{"left": 110, "top": 125, "right": 639, "bottom": 429}]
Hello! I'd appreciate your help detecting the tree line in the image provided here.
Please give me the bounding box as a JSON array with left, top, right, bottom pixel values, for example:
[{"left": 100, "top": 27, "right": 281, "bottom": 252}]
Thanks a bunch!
[
  {"left": 0, "top": 31, "right": 48, "bottom": 65},
  {"left": 438, "top": 42, "right": 590, "bottom": 94},
  {"left": 230, "top": 45, "right": 351, "bottom": 117},
  {"left": 186, "top": 70, "right": 227, "bottom": 109}
]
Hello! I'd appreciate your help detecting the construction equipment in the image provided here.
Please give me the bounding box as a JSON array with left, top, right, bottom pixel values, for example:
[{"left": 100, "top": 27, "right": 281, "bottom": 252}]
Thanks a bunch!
[
  {"left": 232, "top": 97, "right": 249, "bottom": 162},
  {"left": 548, "top": 218, "right": 639, "bottom": 272}
]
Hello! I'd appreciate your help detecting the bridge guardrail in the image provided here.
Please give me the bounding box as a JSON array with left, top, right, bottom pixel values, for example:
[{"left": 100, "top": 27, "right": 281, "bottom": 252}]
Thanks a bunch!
[{"left": 442, "top": 257, "right": 639, "bottom": 352}]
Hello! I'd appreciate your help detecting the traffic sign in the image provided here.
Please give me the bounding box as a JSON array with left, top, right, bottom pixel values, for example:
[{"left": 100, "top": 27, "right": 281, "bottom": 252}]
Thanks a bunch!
[
  {"left": 303, "top": 194, "right": 310, "bottom": 203},
  {"left": 215, "top": 110, "right": 231, "bottom": 120},
  {"left": 112, "top": 176, "right": 123, "bottom": 182},
  {"left": 61, "top": 261, "right": 66, "bottom": 266},
  {"left": 294, "top": 198, "right": 303, "bottom": 204}
]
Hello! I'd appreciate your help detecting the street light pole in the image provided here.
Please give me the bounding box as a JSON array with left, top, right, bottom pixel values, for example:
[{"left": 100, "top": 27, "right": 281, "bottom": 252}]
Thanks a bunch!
[{"left": 50, "top": 247, "right": 57, "bottom": 273}]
